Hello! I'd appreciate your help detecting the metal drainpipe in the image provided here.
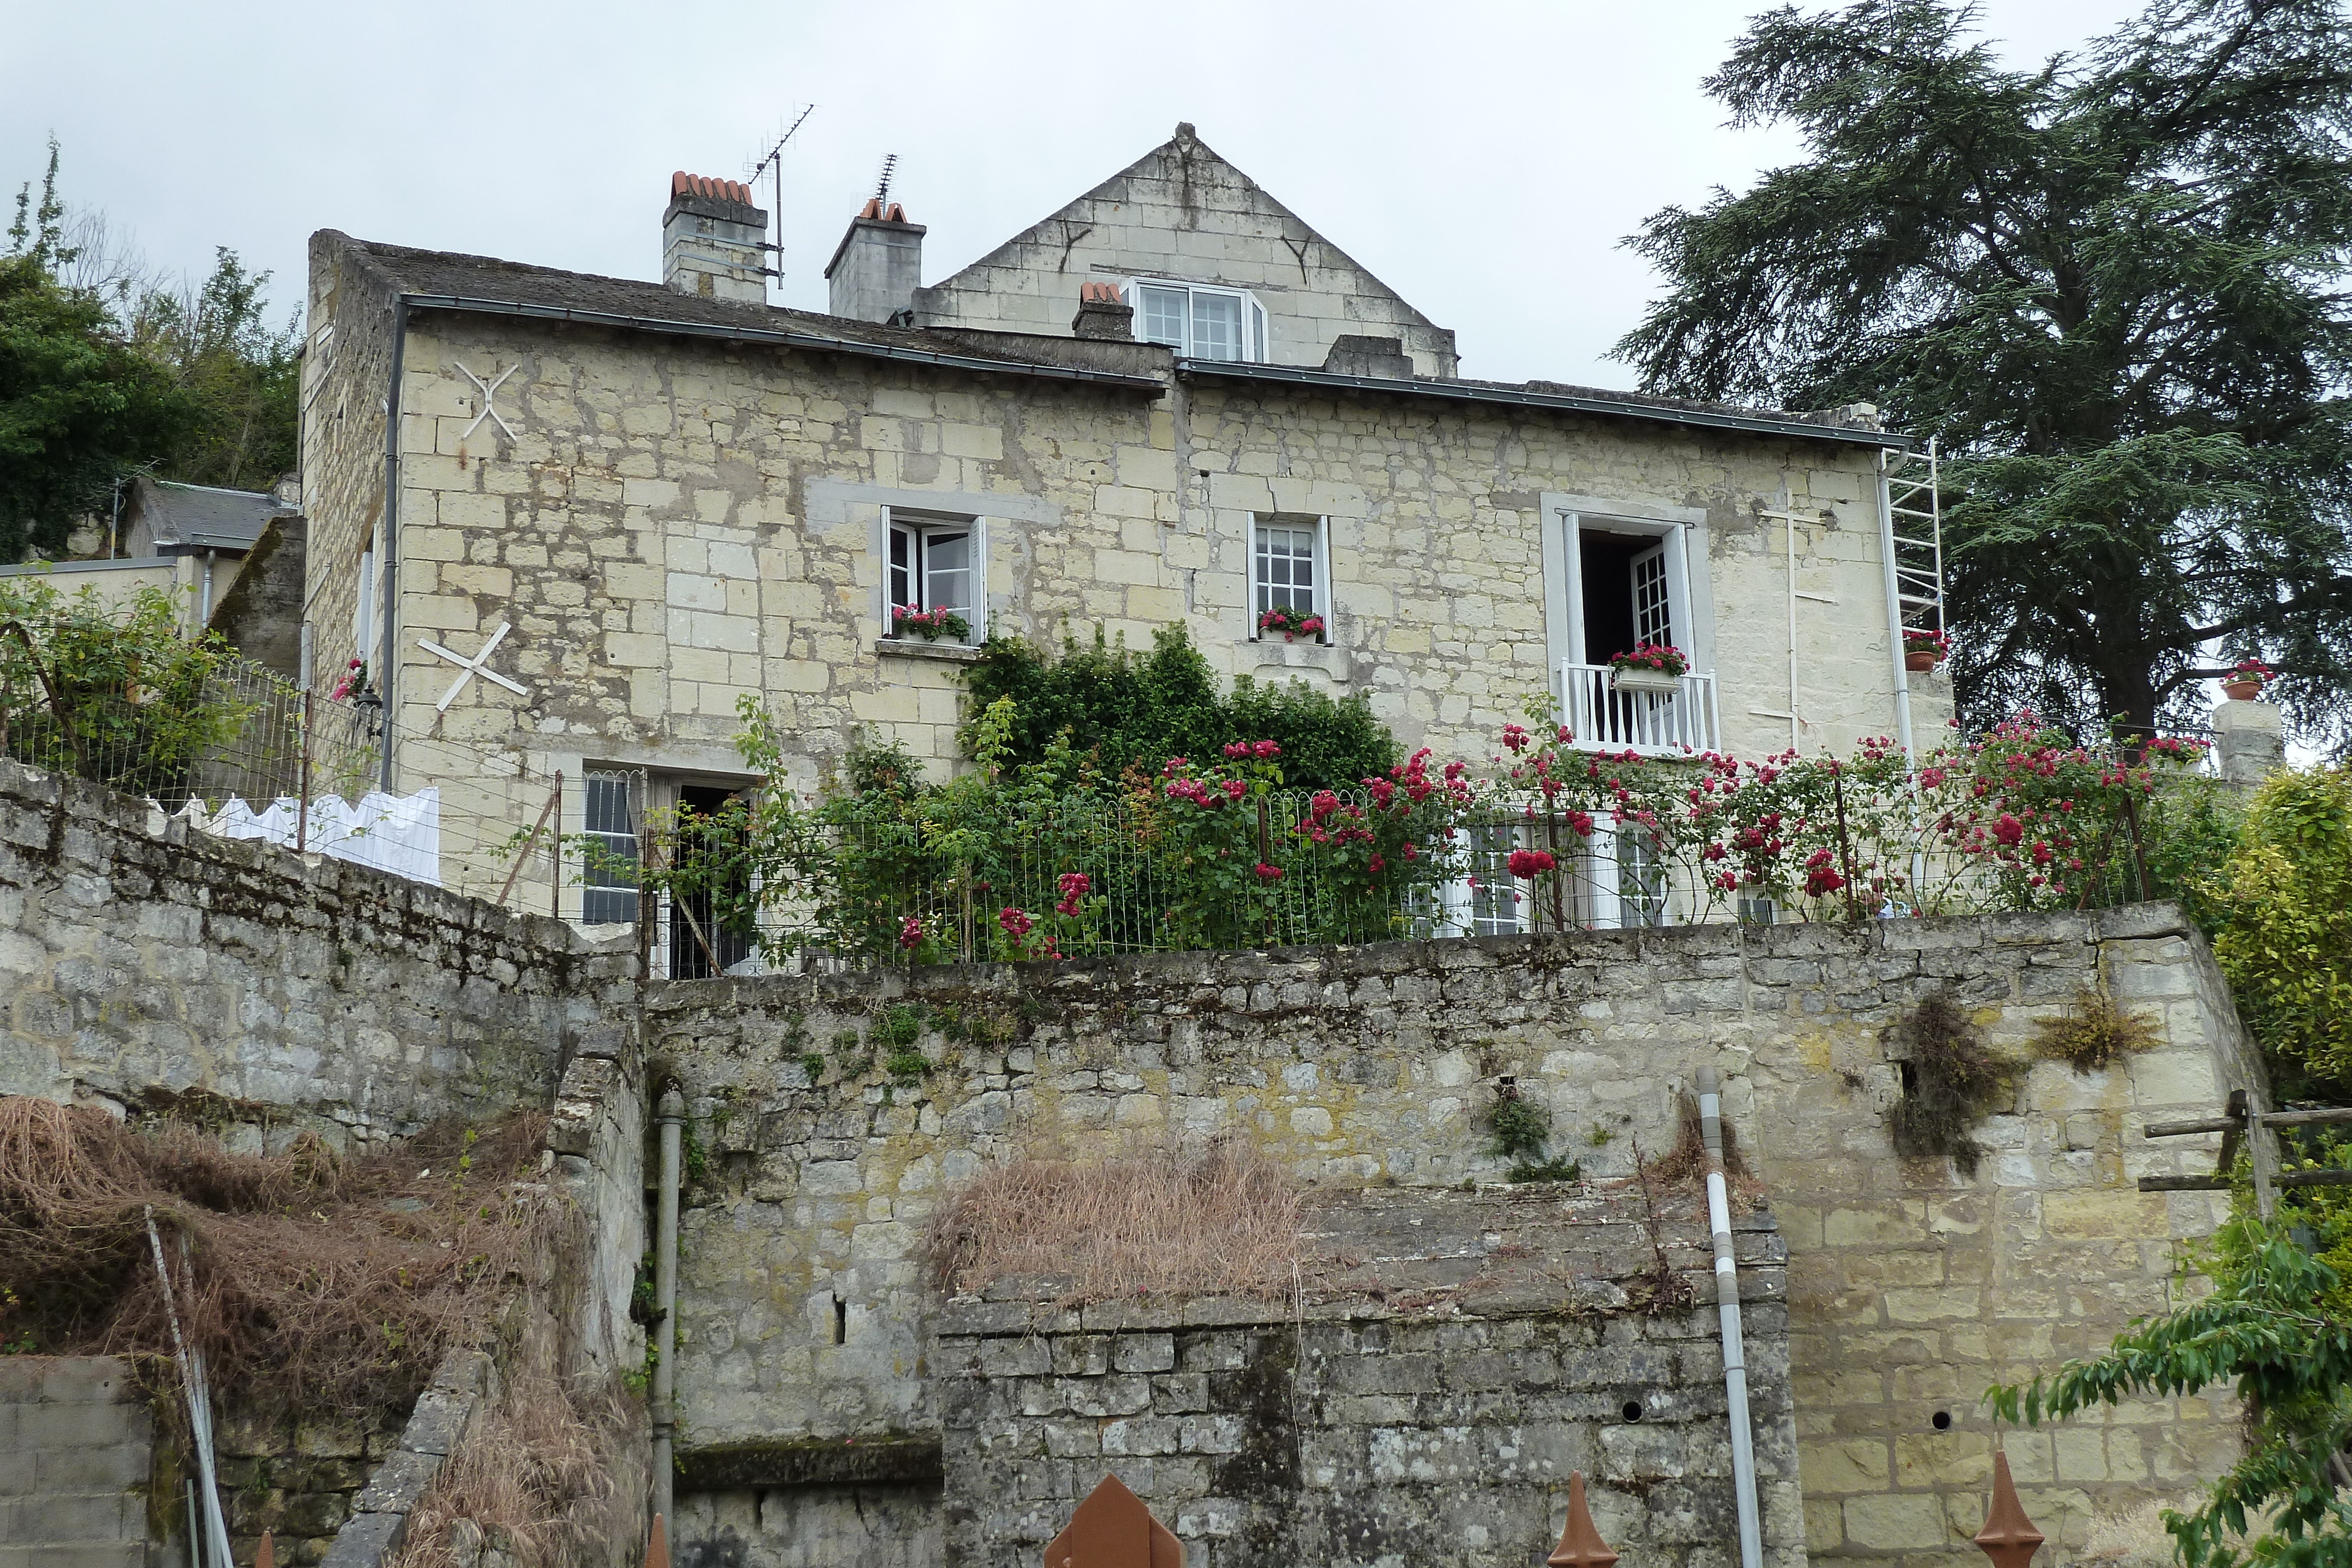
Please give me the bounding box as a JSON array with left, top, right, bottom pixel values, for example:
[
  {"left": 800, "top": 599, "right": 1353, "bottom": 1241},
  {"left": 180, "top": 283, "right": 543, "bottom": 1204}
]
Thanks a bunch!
[
  {"left": 377, "top": 297, "right": 409, "bottom": 794},
  {"left": 199, "top": 550, "right": 216, "bottom": 628},
  {"left": 1875, "top": 451, "right": 1917, "bottom": 760},
  {"left": 1697, "top": 1067, "right": 1765, "bottom": 1568},
  {"left": 652, "top": 1087, "right": 684, "bottom": 1534}
]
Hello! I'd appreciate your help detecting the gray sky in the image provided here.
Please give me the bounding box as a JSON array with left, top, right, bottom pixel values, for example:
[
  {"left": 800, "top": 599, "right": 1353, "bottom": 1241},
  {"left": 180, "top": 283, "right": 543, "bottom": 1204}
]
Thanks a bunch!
[{"left": 8, "top": 0, "right": 2144, "bottom": 389}]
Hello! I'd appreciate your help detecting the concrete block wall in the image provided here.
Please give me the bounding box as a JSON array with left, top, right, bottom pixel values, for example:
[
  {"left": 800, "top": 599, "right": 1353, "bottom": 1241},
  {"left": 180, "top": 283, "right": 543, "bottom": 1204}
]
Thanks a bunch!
[{"left": 0, "top": 1356, "right": 154, "bottom": 1568}]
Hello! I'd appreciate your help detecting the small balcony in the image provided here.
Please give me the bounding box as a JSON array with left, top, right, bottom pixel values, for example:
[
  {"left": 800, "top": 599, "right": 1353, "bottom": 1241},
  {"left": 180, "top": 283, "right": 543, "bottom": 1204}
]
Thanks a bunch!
[{"left": 1557, "top": 661, "right": 1720, "bottom": 756}]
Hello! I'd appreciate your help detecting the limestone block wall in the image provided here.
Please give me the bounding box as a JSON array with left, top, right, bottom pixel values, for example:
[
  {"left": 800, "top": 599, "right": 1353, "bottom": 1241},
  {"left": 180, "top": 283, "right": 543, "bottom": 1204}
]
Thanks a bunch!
[
  {"left": 647, "top": 906, "right": 2257, "bottom": 1568},
  {"left": 911, "top": 128, "right": 1461, "bottom": 378},
  {"left": 930, "top": 1186, "right": 1800, "bottom": 1568},
  {"left": 305, "top": 231, "right": 1909, "bottom": 915},
  {"left": 0, "top": 760, "right": 633, "bottom": 1144},
  {"left": 0, "top": 1356, "right": 154, "bottom": 1568}
]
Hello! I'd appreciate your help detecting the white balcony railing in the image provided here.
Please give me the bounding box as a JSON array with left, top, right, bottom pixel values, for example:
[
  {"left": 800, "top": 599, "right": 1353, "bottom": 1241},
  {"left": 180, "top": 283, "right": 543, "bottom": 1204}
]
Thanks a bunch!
[{"left": 1558, "top": 661, "right": 1720, "bottom": 755}]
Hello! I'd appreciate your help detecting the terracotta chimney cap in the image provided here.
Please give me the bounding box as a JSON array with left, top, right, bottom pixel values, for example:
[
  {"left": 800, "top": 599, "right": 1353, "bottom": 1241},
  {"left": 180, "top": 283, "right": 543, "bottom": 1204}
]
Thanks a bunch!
[
  {"left": 1080, "top": 282, "right": 1124, "bottom": 305},
  {"left": 857, "top": 198, "right": 912, "bottom": 223},
  {"left": 672, "top": 171, "right": 756, "bottom": 205}
]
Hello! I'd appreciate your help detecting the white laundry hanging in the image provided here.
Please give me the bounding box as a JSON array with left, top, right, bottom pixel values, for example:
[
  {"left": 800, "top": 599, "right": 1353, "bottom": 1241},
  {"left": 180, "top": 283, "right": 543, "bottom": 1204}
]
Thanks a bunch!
[{"left": 202, "top": 789, "right": 442, "bottom": 888}]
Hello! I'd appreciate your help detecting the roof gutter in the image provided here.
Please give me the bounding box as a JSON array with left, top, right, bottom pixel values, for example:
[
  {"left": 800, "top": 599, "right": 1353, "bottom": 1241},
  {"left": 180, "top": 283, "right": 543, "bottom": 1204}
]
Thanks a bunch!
[
  {"left": 397, "top": 293, "right": 1167, "bottom": 393},
  {"left": 1175, "top": 358, "right": 1911, "bottom": 450}
]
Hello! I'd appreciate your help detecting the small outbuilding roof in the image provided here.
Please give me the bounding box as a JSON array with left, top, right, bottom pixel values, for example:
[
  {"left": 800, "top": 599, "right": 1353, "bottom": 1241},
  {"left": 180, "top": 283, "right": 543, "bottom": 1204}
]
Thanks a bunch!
[{"left": 133, "top": 478, "right": 298, "bottom": 554}]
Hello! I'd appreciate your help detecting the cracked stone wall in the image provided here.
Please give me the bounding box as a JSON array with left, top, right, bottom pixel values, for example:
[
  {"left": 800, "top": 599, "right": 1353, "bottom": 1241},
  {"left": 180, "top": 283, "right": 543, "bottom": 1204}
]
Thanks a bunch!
[{"left": 649, "top": 906, "right": 2257, "bottom": 1568}]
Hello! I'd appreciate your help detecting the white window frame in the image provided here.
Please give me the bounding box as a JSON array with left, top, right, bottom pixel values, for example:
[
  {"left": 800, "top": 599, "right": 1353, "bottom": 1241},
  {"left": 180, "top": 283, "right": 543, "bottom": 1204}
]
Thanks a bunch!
[
  {"left": 1560, "top": 511, "right": 1695, "bottom": 666},
  {"left": 1127, "top": 276, "right": 1267, "bottom": 362},
  {"left": 1250, "top": 514, "right": 1329, "bottom": 641},
  {"left": 884, "top": 507, "right": 985, "bottom": 645}
]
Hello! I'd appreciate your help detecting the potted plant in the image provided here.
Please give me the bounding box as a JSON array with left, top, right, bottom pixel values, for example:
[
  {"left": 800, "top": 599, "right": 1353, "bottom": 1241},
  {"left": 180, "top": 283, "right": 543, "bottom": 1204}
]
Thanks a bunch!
[
  {"left": 1903, "top": 627, "right": 1951, "bottom": 672},
  {"left": 891, "top": 604, "right": 971, "bottom": 643},
  {"left": 1257, "top": 606, "right": 1327, "bottom": 643},
  {"left": 2220, "top": 657, "right": 2272, "bottom": 701},
  {"left": 1608, "top": 641, "right": 1688, "bottom": 693}
]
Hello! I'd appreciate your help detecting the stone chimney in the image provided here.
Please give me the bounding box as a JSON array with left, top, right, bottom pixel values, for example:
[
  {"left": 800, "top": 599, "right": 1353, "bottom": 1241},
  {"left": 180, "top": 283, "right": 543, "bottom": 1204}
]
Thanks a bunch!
[
  {"left": 1071, "top": 282, "right": 1133, "bottom": 341},
  {"left": 1321, "top": 335, "right": 1415, "bottom": 380},
  {"left": 826, "top": 198, "right": 926, "bottom": 324},
  {"left": 2213, "top": 696, "right": 2285, "bottom": 784},
  {"left": 663, "top": 172, "right": 769, "bottom": 303}
]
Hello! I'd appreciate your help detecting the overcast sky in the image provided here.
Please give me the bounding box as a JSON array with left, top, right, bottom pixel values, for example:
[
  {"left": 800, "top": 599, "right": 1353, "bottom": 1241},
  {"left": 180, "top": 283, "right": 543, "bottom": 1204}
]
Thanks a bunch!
[{"left": 8, "top": 0, "right": 2144, "bottom": 389}]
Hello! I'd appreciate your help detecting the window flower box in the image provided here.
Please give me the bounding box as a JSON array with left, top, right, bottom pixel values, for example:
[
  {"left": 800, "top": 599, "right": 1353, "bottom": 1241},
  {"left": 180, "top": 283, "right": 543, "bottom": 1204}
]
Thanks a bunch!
[
  {"left": 1257, "top": 606, "right": 1326, "bottom": 643},
  {"left": 891, "top": 605, "right": 971, "bottom": 644},
  {"left": 1608, "top": 642, "right": 1687, "bottom": 693}
]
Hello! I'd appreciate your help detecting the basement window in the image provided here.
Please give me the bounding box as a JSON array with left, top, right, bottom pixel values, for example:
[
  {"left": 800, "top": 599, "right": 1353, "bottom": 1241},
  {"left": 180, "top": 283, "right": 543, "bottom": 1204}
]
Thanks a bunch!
[{"left": 1131, "top": 278, "right": 1267, "bottom": 362}]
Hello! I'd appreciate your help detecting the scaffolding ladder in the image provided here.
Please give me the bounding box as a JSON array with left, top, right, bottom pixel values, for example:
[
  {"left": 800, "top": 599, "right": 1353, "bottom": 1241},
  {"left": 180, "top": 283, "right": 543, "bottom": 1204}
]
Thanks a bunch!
[{"left": 1879, "top": 437, "right": 1945, "bottom": 636}]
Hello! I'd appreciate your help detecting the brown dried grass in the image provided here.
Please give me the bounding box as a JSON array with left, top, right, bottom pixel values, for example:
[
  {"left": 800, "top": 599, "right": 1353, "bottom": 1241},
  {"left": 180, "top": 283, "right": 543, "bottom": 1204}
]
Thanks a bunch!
[
  {"left": 389, "top": 1372, "right": 632, "bottom": 1568},
  {"left": 926, "top": 1141, "right": 1303, "bottom": 1304},
  {"left": 0, "top": 1095, "right": 557, "bottom": 1419},
  {"left": 1640, "top": 1092, "right": 1763, "bottom": 1211}
]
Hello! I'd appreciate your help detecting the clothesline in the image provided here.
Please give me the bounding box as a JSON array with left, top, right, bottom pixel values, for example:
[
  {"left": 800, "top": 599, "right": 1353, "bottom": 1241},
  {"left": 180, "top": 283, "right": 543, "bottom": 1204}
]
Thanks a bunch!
[{"left": 166, "top": 789, "right": 443, "bottom": 888}]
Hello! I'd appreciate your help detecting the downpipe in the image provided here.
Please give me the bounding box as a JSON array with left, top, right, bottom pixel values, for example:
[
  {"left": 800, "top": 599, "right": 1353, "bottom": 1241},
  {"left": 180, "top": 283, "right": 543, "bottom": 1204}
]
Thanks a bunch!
[
  {"left": 652, "top": 1088, "right": 684, "bottom": 1537},
  {"left": 1698, "top": 1067, "right": 1765, "bottom": 1568}
]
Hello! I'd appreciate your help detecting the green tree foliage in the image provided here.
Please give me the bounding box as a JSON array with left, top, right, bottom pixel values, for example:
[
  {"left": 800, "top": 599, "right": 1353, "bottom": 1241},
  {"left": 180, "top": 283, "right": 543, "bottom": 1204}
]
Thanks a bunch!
[
  {"left": 4, "top": 140, "right": 298, "bottom": 559},
  {"left": 2206, "top": 765, "right": 2352, "bottom": 1095},
  {"left": 0, "top": 576, "right": 261, "bottom": 798},
  {"left": 1618, "top": 0, "right": 2352, "bottom": 745},
  {"left": 2, "top": 145, "right": 191, "bottom": 561},
  {"left": 960, "top": 623, "right": 1400, "bottom": 790},
  {"left": 1989, "top": 1228, "right": 2352, "bottom": 1568},
  {"left": 126, "top": 248, "right": 300, "bottom": 491}
]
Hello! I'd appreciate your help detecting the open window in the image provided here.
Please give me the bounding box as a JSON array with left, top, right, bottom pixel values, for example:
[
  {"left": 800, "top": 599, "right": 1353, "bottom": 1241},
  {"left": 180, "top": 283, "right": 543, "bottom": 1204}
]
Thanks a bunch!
[
  {"left": 1558, "top": 513, "right": 1715, "bottom": 754},
  {"left": 575, "top": 767, "right": 756, "bottom": 978},
  {"left": 886, "top": 509, "right": 981, "bottom": 643},
  {"left": 1131, "top": 278, "right": 1267, "bottom": 362}
]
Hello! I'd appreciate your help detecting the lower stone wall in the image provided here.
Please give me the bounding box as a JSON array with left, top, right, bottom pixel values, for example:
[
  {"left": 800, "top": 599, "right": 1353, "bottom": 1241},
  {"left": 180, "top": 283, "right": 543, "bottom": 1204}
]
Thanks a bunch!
[
  {"left": 933, "top": 1187, "right": 1800, "bottom": 1568},
  {"left": 649, "top": 905, "right": 2262, "bottom": 1568},
  {"left": 0, "top": 1356, "right": 156, "bottom": 1568},
  {"left": 0, "top": 760, "right": 636, "bottom": 1146}
]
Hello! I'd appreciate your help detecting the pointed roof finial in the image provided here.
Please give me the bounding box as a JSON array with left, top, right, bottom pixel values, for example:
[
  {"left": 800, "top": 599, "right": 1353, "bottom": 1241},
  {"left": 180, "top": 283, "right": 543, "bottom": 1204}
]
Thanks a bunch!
[
  {"left": 1975, "top": 1450, "right": 2044, "bottom": 1568},
  {"left": 1174, "top": 122, "right": 1197, "bottom": 141},
  {"left": 1548, "top": 1472, "right": 1619, "bottom": 1568},
  {"left": 1045, "top": 1473, "right": 1183, "bottom": 1567},
  {"left": 647, "top": 1512, "right": 672, "bottom": 1568},
  {"left": 256, "top": 1532, "right": 276, "bottom": 1568}
]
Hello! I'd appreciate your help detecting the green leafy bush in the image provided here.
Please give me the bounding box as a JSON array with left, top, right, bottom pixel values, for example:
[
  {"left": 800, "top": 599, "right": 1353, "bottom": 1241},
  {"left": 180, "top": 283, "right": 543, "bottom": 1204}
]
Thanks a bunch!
[
  {"left": 960, "top": 623, "right": 1398, "bottom": 791},
  {"left": 2207, "top": 767, "right": 2352, "bottom": 1095},
  {"left": 0, "top": 577, "right": 260, "bottom": 797}
]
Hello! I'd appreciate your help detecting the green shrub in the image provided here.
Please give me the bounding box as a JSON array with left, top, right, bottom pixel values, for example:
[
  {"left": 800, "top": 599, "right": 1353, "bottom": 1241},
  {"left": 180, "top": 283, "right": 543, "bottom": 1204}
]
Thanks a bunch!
[
  {"left": 2207, "top": 767, "right": 2352, "bottom": 1095},
  {"left": 960, "top": 622, "right": 1398, "bottom": 790}
]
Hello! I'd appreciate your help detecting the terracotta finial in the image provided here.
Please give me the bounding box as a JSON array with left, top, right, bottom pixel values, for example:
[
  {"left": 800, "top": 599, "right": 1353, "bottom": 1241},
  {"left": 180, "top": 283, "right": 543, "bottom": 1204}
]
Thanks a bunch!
[
  {"left": 646, "top": 1512, "right": 671, "bottom": 1568},
  {"left": 1975, "top": 1450, "right": 2044, "bottom": 1568},
  {"left": 1548, "top": 1471, "right": 1620, "bottom": 1568},
  {"left": 256, "top": 1532, "right": 275, "bottom": 1568},
  {"left": 1045, "top": 1473, "right": 1182, "bottom": 1567}
]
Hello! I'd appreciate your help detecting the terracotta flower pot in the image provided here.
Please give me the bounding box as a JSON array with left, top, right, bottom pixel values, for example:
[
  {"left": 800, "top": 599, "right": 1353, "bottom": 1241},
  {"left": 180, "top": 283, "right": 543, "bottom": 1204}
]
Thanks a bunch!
[
  {"left": 1904, "top": 650, "right": 1939, "bottom": 672},
  {"left": 2221, "top": 680, "right": 2263, "bottom": 701}
]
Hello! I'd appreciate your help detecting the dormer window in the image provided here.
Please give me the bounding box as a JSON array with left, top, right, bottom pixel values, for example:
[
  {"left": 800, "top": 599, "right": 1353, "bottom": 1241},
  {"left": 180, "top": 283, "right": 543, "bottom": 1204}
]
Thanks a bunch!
[{"left": 1131, "top": 279, "right": 1265, "bottom": 362}]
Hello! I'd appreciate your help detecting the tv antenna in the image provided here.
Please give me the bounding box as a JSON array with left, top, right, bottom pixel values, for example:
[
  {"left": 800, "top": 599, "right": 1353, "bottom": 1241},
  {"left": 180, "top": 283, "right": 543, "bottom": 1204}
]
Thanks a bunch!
[
  {"left": 745, "top": 103, "right": 817, "bottom": 278},
  {"left": 874, "top": 153, "right": 898, "bottom": 206}
]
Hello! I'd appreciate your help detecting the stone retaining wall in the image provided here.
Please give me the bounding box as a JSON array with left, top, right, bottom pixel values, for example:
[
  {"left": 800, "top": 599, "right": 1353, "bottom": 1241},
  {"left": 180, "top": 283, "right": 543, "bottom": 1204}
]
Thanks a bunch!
[
  {"left": 0, "top": 760, "right": 636, "bottom": 1144},
  {"left": 649, "top": 906, "right": 2263, "bottom": 1568}
]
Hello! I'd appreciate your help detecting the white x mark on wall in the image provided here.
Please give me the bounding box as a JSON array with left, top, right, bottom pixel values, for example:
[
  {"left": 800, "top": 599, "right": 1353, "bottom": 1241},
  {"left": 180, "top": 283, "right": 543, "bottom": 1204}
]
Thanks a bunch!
[
  {"left": 452, "top": 362, "right": 517, "bottom": 441},
  {"left": 420, "top": 621, "right": 530, "bottom": 711}
]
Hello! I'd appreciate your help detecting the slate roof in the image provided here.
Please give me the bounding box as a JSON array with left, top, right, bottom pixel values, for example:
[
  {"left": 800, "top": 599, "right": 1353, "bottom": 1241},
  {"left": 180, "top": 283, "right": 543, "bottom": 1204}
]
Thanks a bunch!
[
  {"left": 136, "top": 478, "right": 296, "bottom": 552},
  {"left": 326, "top": 233, "right": 1901, "bottom": 447}
]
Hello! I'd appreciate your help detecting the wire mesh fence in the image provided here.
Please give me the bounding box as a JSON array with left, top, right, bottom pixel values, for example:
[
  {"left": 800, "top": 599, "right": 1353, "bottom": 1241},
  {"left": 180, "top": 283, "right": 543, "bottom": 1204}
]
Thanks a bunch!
[{"left": 0, "top": 614, "right": 566, "bottom": 914}]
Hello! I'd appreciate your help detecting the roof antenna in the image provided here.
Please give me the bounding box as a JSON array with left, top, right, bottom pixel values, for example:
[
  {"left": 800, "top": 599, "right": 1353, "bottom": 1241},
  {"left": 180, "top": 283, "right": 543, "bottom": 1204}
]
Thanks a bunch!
[
  {"left": 744, "top": 103, "right": 817, "bottom": 284},
  {"left": 874, "top": 153, "right": 899, "bottom": 207}
]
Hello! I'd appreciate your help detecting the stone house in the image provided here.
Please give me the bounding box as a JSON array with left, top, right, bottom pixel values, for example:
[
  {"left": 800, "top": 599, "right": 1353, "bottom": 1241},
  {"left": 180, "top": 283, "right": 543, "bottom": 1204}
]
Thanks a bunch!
[{"left": 299, "top": 125, "right": 1949, "bottom": 951}]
